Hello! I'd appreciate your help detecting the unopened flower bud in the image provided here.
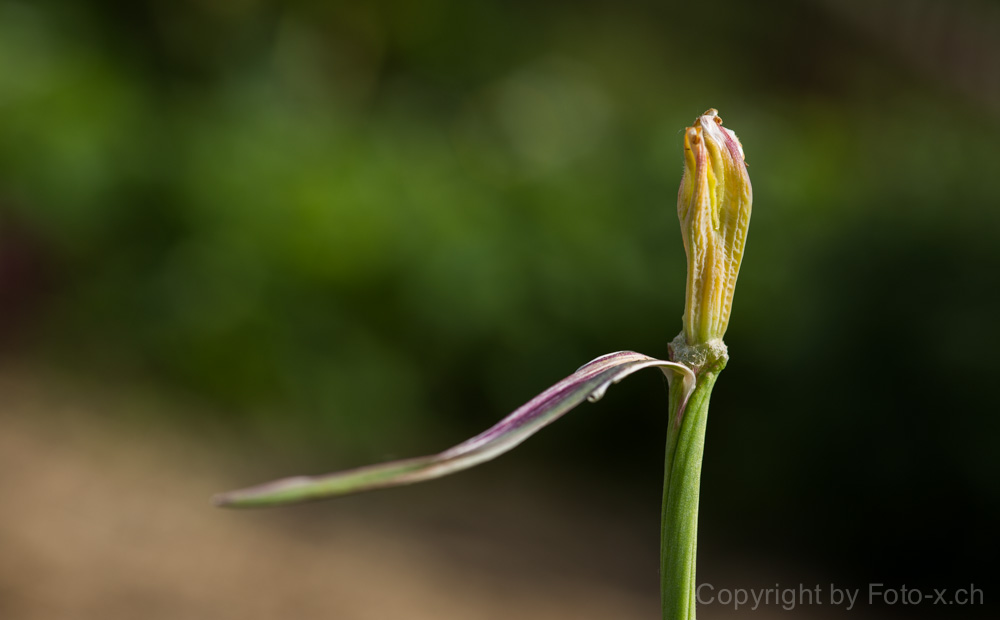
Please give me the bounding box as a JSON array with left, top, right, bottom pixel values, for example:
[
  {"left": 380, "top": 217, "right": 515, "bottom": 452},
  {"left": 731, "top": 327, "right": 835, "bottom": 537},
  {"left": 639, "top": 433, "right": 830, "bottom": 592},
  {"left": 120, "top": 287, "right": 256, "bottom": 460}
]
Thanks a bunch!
[{"left": 676, "top": 109, "right": 752, "bottom": 347}]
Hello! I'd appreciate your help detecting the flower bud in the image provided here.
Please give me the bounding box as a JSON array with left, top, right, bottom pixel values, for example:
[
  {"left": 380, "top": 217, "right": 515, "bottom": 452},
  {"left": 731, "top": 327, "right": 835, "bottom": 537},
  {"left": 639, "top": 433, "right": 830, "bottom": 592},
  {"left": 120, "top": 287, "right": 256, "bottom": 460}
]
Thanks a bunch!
[{"left": 677, "top": 109, "right": 752, "bottom": 346}]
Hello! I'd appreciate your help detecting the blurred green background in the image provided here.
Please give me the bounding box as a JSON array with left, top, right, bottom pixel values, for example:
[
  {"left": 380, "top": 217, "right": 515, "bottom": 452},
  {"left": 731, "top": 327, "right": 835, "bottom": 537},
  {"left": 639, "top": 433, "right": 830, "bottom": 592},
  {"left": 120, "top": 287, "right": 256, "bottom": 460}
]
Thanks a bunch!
[{"left": 1, "top": 0, "right": 998, "bottom": 617}]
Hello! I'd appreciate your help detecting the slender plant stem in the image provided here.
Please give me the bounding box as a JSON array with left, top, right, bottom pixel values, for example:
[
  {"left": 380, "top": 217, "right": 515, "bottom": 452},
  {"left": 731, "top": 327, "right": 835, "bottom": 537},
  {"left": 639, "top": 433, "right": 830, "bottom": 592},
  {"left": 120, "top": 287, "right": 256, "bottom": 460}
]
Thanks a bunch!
[{"left": 660, "top": 368, "right": 718, "bottom": 620}]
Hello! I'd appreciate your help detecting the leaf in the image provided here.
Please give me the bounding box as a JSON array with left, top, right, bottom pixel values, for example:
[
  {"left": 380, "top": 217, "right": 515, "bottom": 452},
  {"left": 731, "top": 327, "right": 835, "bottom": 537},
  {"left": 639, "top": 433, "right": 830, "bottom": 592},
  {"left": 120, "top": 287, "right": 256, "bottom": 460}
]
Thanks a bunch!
[{"left": 214, "top": 351, "right": 695, "bottom": 508}]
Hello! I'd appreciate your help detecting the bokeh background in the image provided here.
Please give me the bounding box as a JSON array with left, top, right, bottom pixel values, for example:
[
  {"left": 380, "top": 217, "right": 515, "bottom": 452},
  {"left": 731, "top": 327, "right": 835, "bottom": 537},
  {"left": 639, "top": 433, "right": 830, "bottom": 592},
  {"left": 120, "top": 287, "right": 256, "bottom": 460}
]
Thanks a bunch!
[{"left": 1, "top": 0, "right": 998, "bottom": 618}]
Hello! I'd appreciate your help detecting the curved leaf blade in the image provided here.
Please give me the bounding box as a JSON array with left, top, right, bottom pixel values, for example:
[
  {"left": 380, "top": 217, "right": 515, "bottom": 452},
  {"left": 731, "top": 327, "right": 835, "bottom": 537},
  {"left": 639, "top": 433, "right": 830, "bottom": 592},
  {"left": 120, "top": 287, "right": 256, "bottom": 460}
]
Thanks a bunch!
[{"left": 214, "top": 351, "right": 694, "bottom": 508}]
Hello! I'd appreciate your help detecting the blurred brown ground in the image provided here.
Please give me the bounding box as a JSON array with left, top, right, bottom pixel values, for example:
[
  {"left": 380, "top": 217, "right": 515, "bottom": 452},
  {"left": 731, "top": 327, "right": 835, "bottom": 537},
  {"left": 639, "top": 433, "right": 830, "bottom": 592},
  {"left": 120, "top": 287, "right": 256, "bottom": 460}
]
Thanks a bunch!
[
  {"left": 0, "top": 360, "right": 661, "bottom": 620},
  {"left": 0, "top": 363, "right": 868, "bottom": 620}
]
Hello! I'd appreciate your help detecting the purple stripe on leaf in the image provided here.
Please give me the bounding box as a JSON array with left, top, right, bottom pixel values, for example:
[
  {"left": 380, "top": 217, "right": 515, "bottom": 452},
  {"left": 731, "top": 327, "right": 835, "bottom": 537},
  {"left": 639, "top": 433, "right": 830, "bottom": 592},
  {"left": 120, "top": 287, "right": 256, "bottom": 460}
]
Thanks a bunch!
[{"left": 214, "top": 351, "right": 695, "bottom": 508}]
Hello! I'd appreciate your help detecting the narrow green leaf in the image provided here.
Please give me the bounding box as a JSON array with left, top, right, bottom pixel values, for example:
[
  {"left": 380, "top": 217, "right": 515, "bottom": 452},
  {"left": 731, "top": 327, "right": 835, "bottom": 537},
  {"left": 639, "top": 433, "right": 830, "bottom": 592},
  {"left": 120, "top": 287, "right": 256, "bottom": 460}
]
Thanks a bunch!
[{"left": 215, "top": 351, "right": 694, "bottom": 508}]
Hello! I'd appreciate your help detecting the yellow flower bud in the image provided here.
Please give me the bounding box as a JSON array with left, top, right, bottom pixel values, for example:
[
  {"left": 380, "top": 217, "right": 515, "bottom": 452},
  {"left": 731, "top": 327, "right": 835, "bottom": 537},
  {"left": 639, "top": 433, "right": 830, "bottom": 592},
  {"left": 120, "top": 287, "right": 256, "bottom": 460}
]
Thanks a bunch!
[{"left": 677, "top": 108, "right": 753, "bottom": 347}]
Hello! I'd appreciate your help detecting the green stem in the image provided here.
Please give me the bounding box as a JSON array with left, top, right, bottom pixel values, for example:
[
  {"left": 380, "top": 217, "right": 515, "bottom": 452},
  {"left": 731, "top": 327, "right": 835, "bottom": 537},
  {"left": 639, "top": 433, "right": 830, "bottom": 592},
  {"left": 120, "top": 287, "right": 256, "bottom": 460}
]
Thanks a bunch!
[{"left": 660, "top": 368, "right": 719, "bottom": 620}]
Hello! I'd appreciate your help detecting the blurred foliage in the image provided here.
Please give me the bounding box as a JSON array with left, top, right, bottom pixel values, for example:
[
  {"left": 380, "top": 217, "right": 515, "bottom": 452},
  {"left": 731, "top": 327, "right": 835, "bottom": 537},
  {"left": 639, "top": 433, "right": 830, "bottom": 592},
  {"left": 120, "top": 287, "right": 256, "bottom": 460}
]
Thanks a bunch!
[{"left": 1, "top": 0, "right": 1000, "bottom": 599}]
